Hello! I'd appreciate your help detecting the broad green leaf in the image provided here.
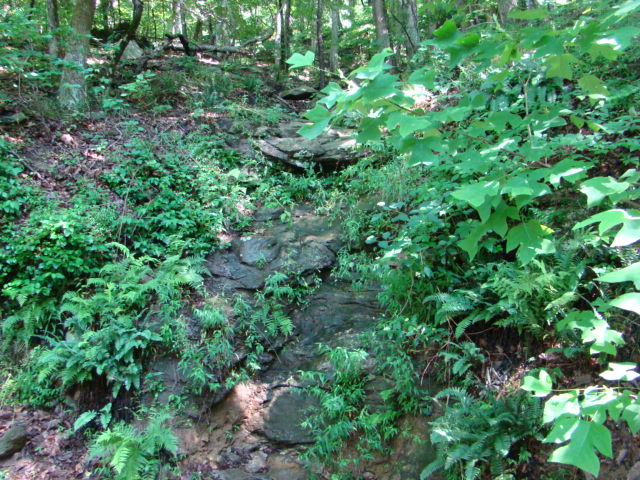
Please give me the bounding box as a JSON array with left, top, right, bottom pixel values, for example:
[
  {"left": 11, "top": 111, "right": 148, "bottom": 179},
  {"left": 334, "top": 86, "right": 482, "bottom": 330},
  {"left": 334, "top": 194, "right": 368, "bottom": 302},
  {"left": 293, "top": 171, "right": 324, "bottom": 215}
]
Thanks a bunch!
[
  {"left": 298, "top": 119, "right": 330, "bottom": 139},
  {"left": 579, "top": 177, "right": 630, "bottom": 207},
  {"left": 543, "top": 392, "right": 581, "bottom": 423},
  {"left": 557, "top": 311, "right": 624, "bottom": 356},
  {"left": 547, "top": 418, "right": 612, "bottom": 477},
  {"left": 546, "top": 159, "right": 592, "bottom": 186},
  {"left": 506, "top": 221, "right": 555, "bottom": 265},
  {"left": 456, "top": 32, "right": 480, "bottom": 49},
  {"left": 521, "top": 370, "right": 553, "bottom": 397},
  {"left": 286, "top": 51, "right": 315, "bottom": 70},
  {"left": 578, "top": 74, "right": 609, "bottom": 98},
  {"left": 457, "top": 221, "right": 489, "bottom": 260},
  {"left": 609, "top": 292, "right": 640, "bottom": 315},
  {"left": 451, "top": 181, "right": 500, "bottom": 213},
  {"left": 361, "top": 73, "right": 402, "bottom": 101},
  {"left": 408, "top": 68, "right": 436, "bottom": 89},
  {"left": 622, "top": 403, "right": 640, "bottom": 434},
  {"left": 574, "top": 209, "right": 640, "bottom": 247},
  {"left": 545, "top": 54, "right": 578, "bottom": 80},
  {"left": 598, "top": 262, "right": 640, "bottom": 289},
  {"left": 508, "top": 8, "right": 549, "bottom": 20},
  {"left": 357, "top": 117, "right": 382, "bottom": 143},
  {"left": 434, "top": 20, "right": 457, "bottom": 40},
  {"left": 318, "top": 82, "right": 345, "bottom": 109},
  {"left": 353, "top": 48, "right": 393, "bottom": 80},
  {"left": 600, "top": 362, "right": 640, "bottom": 381}
]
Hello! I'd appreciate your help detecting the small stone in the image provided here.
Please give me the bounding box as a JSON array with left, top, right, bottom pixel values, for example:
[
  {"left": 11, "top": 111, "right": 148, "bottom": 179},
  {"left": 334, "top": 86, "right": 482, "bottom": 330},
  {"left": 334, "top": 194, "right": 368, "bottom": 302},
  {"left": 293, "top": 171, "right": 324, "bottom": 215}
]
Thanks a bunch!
[{"left": 0, "top": 423, "right": 28, "bottom": 459}]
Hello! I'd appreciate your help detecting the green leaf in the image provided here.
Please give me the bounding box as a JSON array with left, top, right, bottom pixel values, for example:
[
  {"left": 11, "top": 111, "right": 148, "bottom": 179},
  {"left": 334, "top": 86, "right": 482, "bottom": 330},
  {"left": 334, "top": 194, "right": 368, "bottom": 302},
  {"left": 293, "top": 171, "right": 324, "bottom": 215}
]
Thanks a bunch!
[
  {"left": 521, "top": 370, "right": 553, "bottom": 397},
  {"left": 579, "top": 177, "right": 630, "bottom": 207},
  {"left": 508, "top": 8, "right": 549, "bottom": 20},
  {"left": 557, "top": 311, "right": 624, "bottom": 356},
  {"left": 622, "top": 403, "right": 640, "bottom": 434},
  {"left": 544, "top": 393, "right": 581, "bottom": 423},
  {"left": 546, "top": 418, "right": 612, "bottom": 477},
  {"left": 545, "top": 54, "right": 579, "bottom": 80},
  {"left": 408, "top": 68, "right": 436, "bottom": 89},
  {"left": 600, "top": 362, "right": 640, "bottom": 382},
  {"left": 451, "top": 181, "right": 500, "bottom": 216},
  {"left": 298, "top": 119, "right": 330, "bottom": 139},
  {"left": 506, "top": 221, "right": 555, "bottom": 265},
  {"left": 286, "top": 51, "right": 315, "bottom": 70},
  {"left": 434, "top": 20, "right": 457, "bottom": 40},
  {"left": 74, "top": 410, "right": 98, "bottom": 431},
  {"left": 361, "top": 73, "right": 402, "bottom": 101},
  {"left": 578, "top": 74, "right": 609, "bottom": 98},
  {"left": 353, "top": 48, "right": 393, "bottom": 80},
  {"left": 598, "top": 262, "right": 640, "bottom": 289},
  {"left": 574, "top": 209, "right": 640, "bottom": 247},
  {"left": 609, "top": 292, "right": 640, "bottom": 315}
]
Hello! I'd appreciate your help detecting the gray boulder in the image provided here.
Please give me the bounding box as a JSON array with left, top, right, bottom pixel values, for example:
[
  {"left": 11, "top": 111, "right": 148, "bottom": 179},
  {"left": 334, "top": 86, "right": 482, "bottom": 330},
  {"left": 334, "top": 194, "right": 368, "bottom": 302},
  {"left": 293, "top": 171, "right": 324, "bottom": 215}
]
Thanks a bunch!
[{"left": 0, "top": 423, "right": 28, "bottom": 459}]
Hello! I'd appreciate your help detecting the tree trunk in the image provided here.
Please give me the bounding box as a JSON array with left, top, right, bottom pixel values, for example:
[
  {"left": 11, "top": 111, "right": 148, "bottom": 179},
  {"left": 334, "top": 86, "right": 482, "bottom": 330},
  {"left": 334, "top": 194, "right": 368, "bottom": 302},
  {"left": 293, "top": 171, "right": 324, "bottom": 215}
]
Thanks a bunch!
[
  {"left": 401, "top": 0, "right": 419, "bottom": 57},
  {"left": 275, "top": 0, "right": 283, "bottom": 67},
  {"left": 329, "top": 0, "right": 340, "bottom": 73},
  {"left": 316, "top": 0, "right": 326, "bottom": 89},
  {"left": 371, "top": 0, "right": 392, "bottom": 52},
  {"left": 58, "top": 0, "right": 97, "bottom": 110},
  {"left": 193, "top": 19, "right": 202, "bottom": 41},
  {"left": 280, "top": 0, "right": 291, "bottom": 70},
  {"left": 110, "top": 0, "right": 143, "bottom": 75},
  {"left": 46, "top": 0, "right": 61, "bottom": 57}
]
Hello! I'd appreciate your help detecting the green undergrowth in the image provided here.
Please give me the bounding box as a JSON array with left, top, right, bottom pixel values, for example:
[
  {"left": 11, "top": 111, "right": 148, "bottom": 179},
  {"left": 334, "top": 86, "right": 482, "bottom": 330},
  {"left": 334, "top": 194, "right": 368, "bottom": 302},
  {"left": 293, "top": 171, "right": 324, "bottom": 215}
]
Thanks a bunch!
[{"left": 289, "top": 1, "right": 640, "bottom": 478}]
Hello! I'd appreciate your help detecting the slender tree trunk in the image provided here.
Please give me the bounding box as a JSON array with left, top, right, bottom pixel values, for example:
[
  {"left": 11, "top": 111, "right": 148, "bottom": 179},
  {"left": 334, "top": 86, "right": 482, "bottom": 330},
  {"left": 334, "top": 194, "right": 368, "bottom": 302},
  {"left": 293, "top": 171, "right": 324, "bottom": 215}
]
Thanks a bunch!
[
  {"left": 46, "top": 0, "right": 61, "bottom": 57},
  {"left": 280, "top": 0, "right": 291, "bottom": 70},
  {"left": 401, "top": 0, "right": 419, "bottom": 57},
  {"left": 329, "top": 0, "right": 340, "bottom": 73},
  {"left": 59, "top": 0, "right": 97, "bottom": 110},
  {"left": 316, "top": 0, "right": 326, "bottom": 89},
  {"left": 110, "top": 0, "right": 143, "bottom": 74},
  {"left": 275, "top": 0, "right": 283, "bottom": 67},
  {"left": 193, "top": 18, "right": 202, "bottom": 41}
]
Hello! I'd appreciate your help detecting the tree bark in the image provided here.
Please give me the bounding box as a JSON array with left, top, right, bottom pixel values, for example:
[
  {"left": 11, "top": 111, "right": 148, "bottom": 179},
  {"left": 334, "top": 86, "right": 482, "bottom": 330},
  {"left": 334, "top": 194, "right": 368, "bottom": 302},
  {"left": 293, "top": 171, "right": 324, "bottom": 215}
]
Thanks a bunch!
[
  {"left": 329, "top": 0, "right": 340, "bottom": 73},
  {"left": 281, "top": 0, "right": 291, "bottom": 70},
  {"left": 58, "top": 0, "right": 97, "bottom": 110},
  {"left": 110, "top": 0, "right": 143, "bottom": 75},
  {"left": 371, "top": 0, "right": 392, "bottom": 52},
  {"left": 400, "top": 0, "right": 419, "bottom": 57},
  {"left": 316, "top": 0, "right": 326, "bottom": 89},
  {"left": 275, "top": 0, "right": 283, "bottom": 67},
  {"left": 46, "top": 0, "right": 61, "bottom": 57}
]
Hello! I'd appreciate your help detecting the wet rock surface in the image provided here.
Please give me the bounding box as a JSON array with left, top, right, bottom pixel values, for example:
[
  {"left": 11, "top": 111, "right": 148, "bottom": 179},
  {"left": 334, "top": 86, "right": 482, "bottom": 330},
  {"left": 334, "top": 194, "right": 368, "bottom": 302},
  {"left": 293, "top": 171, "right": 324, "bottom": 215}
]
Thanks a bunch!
[{"left": 171, "top": 206, "right": 435, "bottom": 479}]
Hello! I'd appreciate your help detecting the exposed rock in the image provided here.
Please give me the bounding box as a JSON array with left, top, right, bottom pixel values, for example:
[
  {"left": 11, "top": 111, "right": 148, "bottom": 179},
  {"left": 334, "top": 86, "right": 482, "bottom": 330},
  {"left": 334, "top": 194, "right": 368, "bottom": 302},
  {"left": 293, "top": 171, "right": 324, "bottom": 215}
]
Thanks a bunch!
[
  {"left": 122, "top": 40, "right": 144, "bottom": 60},
  {"left": 234, "top": 236, "right": 282, "bottom": 267},
  {"left": 258, "top": 135, "right": 359, "bottom": 169},
  {"left": 254, "top": 207, "right": 284, "bottom": 222},
  {"left": 262, "top": 389, "right": 316, "bottom": 445},
  {"left": 280, "top": 86, "right": 317, "bottom": 100},
  {"left": 0, "top": 423, "right": 28, "bottom": 459}
]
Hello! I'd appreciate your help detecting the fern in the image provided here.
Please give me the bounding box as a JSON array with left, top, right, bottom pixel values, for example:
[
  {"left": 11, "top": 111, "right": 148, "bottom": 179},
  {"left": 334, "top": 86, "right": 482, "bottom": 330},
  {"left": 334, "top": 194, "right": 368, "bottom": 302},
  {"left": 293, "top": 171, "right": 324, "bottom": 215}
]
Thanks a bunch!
[
  {"left": 423, "top": 390, "right": 542, "bottom": 480},
  {"left": 90, "top": 410, "right": 177, "bottom": 480}
]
